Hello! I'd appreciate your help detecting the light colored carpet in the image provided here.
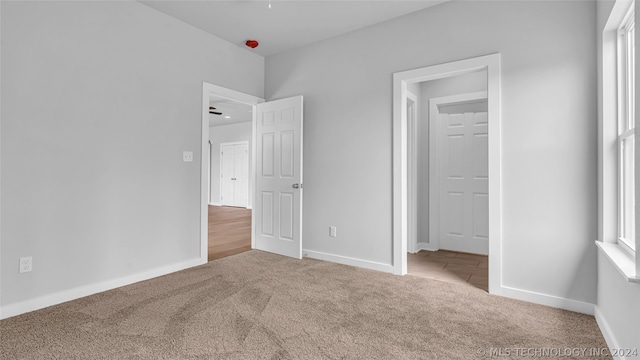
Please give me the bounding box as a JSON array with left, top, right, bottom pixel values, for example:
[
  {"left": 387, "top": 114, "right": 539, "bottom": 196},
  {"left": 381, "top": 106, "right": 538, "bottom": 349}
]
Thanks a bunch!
[{"left": 1, "top": 250, "right": 609, "bottom": 359}]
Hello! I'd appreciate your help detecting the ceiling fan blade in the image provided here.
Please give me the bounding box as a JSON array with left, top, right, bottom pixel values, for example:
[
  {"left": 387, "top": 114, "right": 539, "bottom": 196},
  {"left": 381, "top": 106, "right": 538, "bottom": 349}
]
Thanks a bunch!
[{"left": 209, "top": 111, "right": 223, "bottom": 115}]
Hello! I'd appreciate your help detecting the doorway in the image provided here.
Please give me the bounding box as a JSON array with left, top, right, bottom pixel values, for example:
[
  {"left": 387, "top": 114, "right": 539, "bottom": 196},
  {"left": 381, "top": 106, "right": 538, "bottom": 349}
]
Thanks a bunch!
[
  {"left": 208, "top": 97, "right": 253, "bottom": 260},
  {"left": 200, "top": 83, "right": 263, "bottom": 262},
  {"left": 406, "top": 74, "right": 489, "bottom": 291},
  {"left": 392, "top": 54, "right": 502, "bottom": 294},
  {"left": 200, "top": 83, "right": 305, "bottom": 262}
]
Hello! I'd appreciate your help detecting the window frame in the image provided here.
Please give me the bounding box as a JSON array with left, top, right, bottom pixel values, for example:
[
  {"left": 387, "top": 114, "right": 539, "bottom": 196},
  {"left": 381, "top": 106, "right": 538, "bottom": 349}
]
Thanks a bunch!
[
  {"left": 617, "top": 3, "right": 636, "bottom": 255},
  {"left": 598, "top": 0, "right": 639, "bottom": 283}
]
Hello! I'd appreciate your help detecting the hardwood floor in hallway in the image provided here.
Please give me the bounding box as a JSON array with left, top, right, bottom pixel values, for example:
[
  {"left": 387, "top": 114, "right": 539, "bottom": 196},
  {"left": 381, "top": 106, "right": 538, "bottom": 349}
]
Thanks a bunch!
[{"left": 208, "top": 205, "right": 252, "bottom": 261}]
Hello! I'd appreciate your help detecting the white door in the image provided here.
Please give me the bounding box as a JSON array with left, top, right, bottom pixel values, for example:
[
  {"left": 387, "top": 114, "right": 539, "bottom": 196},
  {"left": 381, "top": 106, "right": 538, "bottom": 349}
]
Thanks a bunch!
[
  {"left": 220, "top": 142, "right": 248, "bottom": 207},
  {"left": 233, "top": 144, "right": 249, "bottom": 207},
  {"left": 438, "top": 111, "right": 488, "bottom": 255},
  {"left": 255, "top": 96, "right": 303, "bottom": 259}
]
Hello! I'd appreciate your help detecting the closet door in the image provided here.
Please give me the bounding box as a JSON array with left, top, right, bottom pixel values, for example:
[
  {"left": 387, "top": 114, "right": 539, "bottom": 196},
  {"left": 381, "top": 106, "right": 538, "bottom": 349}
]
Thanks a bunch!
[
  {"left": 233, "top": 143, "right": 249, "bottom": 207},
  {"left": 220, "top": 142, "right": 249, "bottom": 207},
  {"left": 220, "top": 143, "right": 236, "bottom": 206}
]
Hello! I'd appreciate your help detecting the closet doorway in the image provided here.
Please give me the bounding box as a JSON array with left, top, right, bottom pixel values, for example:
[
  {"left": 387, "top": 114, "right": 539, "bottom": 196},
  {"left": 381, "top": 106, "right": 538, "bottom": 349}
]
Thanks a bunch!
[{"left": 392, "top": 54, "right": 502, "bottom": 294}]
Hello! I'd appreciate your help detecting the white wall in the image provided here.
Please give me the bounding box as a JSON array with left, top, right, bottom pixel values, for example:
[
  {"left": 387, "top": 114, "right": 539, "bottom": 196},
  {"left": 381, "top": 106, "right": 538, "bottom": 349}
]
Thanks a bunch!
[
  {"left": 209, "top": 122, "right": 253, "bottom": 206},
  {"left": 596, "top": 252, "right": 640, "bottom": 351},
  {"left": 0, "top": 0, "right": 263, "bottom": 313},
  {"left": 418, "top": 71, "right": 487, "bottom": 249},
  {"left": 595, "top": 0, "right": 640, "bottom": 352},
  {"left": 266, "top": 0, "right": 597, "bottom": 305}
]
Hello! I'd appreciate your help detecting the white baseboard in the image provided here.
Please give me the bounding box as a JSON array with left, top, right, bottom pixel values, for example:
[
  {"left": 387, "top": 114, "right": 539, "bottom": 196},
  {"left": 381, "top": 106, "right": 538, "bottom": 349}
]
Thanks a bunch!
[
  {"left": 302, "top": 250, "right": 594, "bottom": 316},
  {"left": 209, "top": 203, "right": 252, "bottom": 209},
  {"left": 303, "top": 249, "right": 394, "bottom": 274},
  {"left": 416, "top": 242, "right": 438, "bottom": 252},
  {"left": 594, "top": 306, "right": 625, "bottom": 359},
  {"left": 0, "top": 257, "right": 206, "bottom": 320},
  {"left": 493, "top": 285, "right": 594, "bottom": 315}
]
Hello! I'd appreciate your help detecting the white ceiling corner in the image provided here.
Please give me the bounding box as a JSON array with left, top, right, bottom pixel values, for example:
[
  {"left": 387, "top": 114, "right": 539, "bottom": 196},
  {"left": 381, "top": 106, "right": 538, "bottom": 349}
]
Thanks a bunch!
[{"left": 139, "top": 0, "right": 447, "bottom": 57}]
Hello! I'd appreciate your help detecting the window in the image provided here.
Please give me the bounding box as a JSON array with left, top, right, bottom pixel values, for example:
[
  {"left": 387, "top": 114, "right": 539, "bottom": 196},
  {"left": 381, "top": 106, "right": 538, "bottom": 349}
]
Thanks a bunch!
[
  {"left": 618, "top": 4, "right": 636, "bottom": 253},
  {"left": 599, "top": 0, "right": 638, "bottom": 282}
]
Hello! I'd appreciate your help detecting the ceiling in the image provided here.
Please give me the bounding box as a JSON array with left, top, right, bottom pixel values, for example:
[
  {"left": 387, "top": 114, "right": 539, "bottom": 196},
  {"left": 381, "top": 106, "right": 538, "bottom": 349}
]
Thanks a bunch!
[
  {"left": 209, "top": 95, "right": 253, "bottom": 127},
  {"left": 139, "top": 0, "right": 447, "bottom": 57}
]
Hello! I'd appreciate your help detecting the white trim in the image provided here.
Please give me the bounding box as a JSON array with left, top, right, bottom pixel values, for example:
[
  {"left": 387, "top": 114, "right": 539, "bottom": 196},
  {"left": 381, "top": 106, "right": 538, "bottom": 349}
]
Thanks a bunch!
[
  {"left": 209, "top": 202, "right": 222, "bottom": 206},
  {"left": 208, "top": 141, "right": 212, "bottom": 204},
  {"left": 201, "top": 82, "right": 264, "bottom": 262},
  {"left": 428, "top": 91, "right": 488, "bottom": 254},
  {"left": 600, "top": 6, "right": 623, "bottom": 246},
  {"left": 251, "top": 103, "right": 258, "bottom": 250},
  {"left": 493, "top": 285, "right": 594, "bottom": 316},
  {"left": 594, "top": 306, "right": 625, "bottom": 359},
  {"left": 407, "top": 91, "right": 418, "bottom": 254},
  {"left": 596, "top": 240, "right": 640, "bottom": 282},
  {"left": 303, "top": 250, "right": 395, "bottom": 273},
  {"left": 392, "top": 54, "right": 502, "bottom": 296},
  {"left": 0, "top": 257, "right": 204, "bottom": 320},
  {"left": 393, "top": 76, "right": 409, "bottom": 275},
  {"left": 219, "top": 141, "right": 250, "bottom": 146}
]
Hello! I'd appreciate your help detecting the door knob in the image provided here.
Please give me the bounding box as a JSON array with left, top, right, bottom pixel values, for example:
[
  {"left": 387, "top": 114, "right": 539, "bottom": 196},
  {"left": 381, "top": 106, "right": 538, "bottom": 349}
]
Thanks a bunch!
[{"left": 292, "top": 183, "right": 299, "bottom": 189}]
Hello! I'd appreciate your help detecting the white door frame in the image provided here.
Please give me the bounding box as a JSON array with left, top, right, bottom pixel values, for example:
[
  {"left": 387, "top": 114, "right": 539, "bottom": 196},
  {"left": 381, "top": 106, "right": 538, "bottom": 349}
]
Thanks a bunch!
[
  {"left": 428, "top": 91, "right": 488, "bottom": 253},
  {"left": 208, "top": 140, "right": 212, "bottom": 205},
  {"left": 406, "top": 91, "right": 418, "bottom": 254},
  {"left": 219, "top": 140, "right": 249, "bottom": 207},
  {"left": 201, "top": 82, "right": 264, "bottom": 263},
  {"left": 392, "top": 53, "right": 502, "bottom": 294}
]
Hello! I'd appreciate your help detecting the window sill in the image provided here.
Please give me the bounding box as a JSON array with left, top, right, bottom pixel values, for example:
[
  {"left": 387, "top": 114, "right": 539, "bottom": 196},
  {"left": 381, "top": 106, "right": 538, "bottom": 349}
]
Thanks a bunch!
[{"left": 596, "top": 240, "right": 640, "bottom": 283}]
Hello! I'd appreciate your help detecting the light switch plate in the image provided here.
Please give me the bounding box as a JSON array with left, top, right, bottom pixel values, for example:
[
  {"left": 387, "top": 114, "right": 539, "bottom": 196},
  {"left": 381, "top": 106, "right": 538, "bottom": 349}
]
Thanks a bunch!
[
  {"left": 330, "top": 226, "right": 337, "bottom": 237},
  {"left": 19, "top": 256, "right": 32, "bottom": 273}
]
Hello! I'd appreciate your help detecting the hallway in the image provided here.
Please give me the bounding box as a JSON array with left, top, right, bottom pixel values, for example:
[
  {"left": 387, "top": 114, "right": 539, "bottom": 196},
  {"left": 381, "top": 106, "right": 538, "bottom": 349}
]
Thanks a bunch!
[{"left": 208, "top": 205, "right": 251, "bottom": 261}]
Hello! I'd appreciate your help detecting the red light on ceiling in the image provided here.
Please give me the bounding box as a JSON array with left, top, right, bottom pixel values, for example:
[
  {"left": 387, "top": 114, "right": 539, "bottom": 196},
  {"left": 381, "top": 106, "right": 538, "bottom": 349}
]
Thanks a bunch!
[{"left": 245, "top": 40, "right": 259, "bottom": 49}]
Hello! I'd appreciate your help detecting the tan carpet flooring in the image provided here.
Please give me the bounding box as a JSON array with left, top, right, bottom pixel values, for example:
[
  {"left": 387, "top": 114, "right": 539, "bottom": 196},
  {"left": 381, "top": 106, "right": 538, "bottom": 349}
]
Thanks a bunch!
[{"left": 1, "top": 250, "right": 609, "bottom": 359}]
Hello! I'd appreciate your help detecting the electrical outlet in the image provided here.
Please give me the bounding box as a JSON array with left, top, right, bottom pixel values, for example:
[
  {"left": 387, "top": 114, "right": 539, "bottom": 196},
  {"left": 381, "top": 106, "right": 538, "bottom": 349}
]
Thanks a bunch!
[
  {"left": 329, "top": 226, "right": 337, "bottom": 237},
  {"left": 183, "top": 151, "right": 193, "bottom": 162},
  {"left": 19, "top": 256, "right": 32, "bottom": 273}
]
